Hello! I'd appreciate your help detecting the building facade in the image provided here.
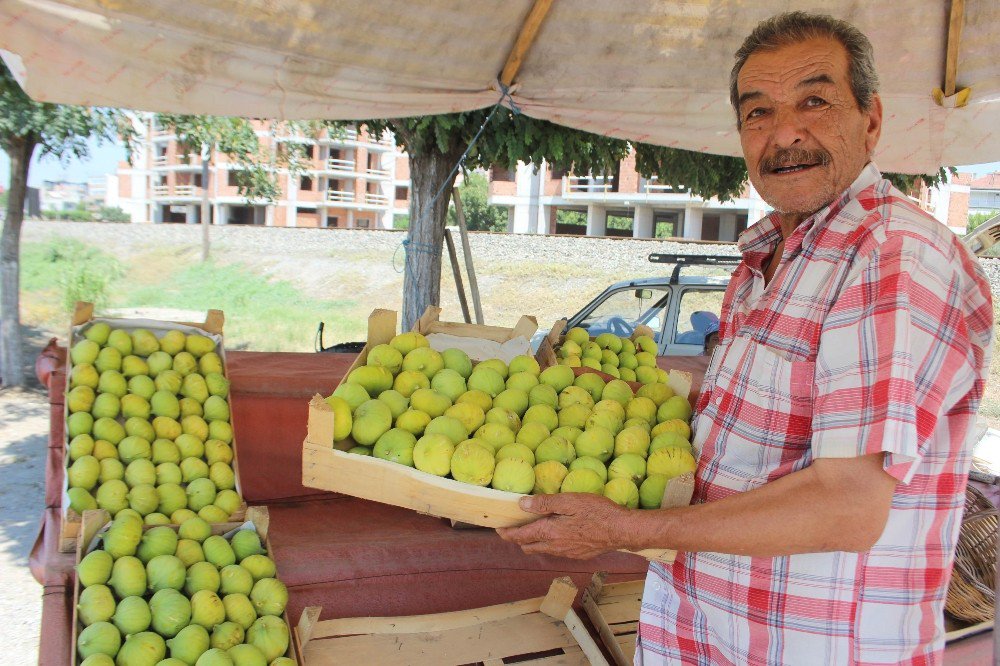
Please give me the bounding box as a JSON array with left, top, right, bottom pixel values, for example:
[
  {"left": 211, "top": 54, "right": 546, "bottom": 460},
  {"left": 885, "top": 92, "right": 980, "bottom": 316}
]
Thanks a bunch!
[
  {"left": 116, "top": 116, "right": 410, "bottom": 228},
  {"left": 490, "top": 153, "right": 990, "bottom": 240}
]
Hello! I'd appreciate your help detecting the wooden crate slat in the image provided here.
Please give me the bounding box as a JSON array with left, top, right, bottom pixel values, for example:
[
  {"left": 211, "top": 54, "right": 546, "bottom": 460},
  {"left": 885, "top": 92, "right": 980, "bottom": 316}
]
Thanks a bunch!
[
  {"left": 302, "top": 613, "right": 579, "bottom": 666},
  {"left": 312, "top": 598, "right": 544, "bottom": 638}
]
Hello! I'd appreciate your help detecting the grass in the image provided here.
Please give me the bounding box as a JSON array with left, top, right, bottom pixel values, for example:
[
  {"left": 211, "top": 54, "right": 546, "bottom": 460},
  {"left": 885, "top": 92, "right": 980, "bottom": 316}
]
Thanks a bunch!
[{"left": 19, "top": 239, "right": 360, "bottom": 352}]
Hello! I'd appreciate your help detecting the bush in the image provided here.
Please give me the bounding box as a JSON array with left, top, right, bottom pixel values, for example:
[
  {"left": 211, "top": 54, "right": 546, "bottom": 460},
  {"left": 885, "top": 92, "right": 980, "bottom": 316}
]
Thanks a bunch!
[{"left": 97, "top": 206, "right": 130, "bottom": 223}]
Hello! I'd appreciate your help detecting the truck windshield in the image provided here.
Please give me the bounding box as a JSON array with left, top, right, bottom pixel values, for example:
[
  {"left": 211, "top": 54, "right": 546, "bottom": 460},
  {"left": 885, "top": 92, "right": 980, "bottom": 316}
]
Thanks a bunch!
[{"left": 576, "top": 287, "right": 670, "bottom": 340}]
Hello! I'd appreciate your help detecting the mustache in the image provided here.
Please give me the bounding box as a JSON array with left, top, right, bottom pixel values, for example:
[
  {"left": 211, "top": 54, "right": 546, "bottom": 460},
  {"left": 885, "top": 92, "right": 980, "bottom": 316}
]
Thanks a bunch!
[{"left": 760, "top": 148, "right": 831, "bottom": 175}]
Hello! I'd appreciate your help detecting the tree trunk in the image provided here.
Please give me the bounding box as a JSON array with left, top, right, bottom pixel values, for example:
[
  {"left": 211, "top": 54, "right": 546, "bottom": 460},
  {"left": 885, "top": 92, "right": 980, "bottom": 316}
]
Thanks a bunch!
[
  {"left": 1, "top": 134, "right": 37, "bottom": 387},
  {"left": 402, "top": 151, "right": 462, "bottom": 331}
]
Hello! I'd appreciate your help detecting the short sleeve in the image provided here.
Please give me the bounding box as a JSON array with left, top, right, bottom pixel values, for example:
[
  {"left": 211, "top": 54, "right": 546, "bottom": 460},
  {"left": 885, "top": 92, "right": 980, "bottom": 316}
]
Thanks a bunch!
[{"left": 810, "top": 235, "right": 972, "bottom": 484}]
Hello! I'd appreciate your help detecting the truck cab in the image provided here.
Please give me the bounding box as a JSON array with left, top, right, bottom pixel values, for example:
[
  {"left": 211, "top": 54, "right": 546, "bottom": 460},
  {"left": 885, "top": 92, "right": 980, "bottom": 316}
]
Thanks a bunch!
[{"left": 531, "top": 253, "right": 740, "bottom": 356}]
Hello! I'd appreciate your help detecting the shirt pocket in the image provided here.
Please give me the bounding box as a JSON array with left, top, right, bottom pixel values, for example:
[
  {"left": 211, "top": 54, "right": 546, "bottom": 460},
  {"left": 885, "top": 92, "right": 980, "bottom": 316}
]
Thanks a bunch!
[{"left": 699, "top": 334, "right": 816, "bottom": 488}]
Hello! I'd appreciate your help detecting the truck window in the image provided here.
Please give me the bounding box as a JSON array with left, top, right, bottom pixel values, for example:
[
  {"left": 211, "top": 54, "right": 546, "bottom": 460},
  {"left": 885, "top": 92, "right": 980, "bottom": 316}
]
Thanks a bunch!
[
  {"left": 674, "top": 290, "right": 725, "bottom": 346},
  {"left": 577, "top": 288, "right": 670, "bottom": 340}
]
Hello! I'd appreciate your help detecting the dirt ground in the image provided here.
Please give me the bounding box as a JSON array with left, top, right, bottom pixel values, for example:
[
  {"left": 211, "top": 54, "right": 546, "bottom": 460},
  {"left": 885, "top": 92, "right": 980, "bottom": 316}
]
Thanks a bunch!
[{"left": 0, "top": 385, "right": 47, "bottom": 664}]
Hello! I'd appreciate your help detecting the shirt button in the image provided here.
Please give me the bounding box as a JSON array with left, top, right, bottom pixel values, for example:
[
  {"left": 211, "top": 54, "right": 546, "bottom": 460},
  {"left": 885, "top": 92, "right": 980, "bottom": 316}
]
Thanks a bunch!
[{"left": 715, "top": 395, "right": 723, "bottom": 405}]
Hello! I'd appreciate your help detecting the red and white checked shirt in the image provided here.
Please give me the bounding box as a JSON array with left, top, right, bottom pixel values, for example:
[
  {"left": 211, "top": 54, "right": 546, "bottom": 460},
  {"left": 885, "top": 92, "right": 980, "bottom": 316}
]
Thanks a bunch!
[{"left": 637, "top": 164, "right": 994, "bottom": 665}]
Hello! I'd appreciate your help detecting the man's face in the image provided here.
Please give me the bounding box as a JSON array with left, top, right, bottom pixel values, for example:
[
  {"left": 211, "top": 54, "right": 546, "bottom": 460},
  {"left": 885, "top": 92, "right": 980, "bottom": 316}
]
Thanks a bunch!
[{"left": 736, "top": 37, "right": 882, "bottom": 218}]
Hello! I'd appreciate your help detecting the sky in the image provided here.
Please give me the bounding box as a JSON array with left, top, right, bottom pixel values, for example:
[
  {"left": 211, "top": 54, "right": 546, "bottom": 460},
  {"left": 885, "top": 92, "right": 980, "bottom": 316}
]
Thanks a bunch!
[{"left": 1, "top": 139, "right": 998, "bottom": 189}]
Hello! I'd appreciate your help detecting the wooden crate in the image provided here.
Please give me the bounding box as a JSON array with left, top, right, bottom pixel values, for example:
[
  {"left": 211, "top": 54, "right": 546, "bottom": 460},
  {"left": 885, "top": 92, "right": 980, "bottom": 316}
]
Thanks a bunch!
[
  {"left": 60, "top": 301, "right": 246, "bottom": 552},
  {"left": 295, "top": 576, "right": 609, "bottom": 665},
  {"left": 332, "top": 306, "right": 539, "bottom": 397},
  {"left": 581, "top": 573, "right": 646, "bottom": 666},
  {"left": 71, "top": 506, "right": 300, "bottom": 665},
  {"left": 303, "top": 305, "right": 696, "bottom": 563},
  {"left": 536, "top": 318, "right": 690, "bottom": 395}
]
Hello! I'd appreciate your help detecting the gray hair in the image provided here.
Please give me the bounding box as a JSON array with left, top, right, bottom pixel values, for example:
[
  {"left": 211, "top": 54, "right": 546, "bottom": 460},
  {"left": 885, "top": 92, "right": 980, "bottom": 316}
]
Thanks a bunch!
[{"left": 730, "top": 12, "right": 880, "bottom": 126}]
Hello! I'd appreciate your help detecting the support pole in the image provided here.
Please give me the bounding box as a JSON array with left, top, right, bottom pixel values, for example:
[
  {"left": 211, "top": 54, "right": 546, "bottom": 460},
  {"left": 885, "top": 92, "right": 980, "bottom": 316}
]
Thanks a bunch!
[
  {"left": 944, "top": 0, "right": 965, "bottom": 97},
  {"left": 444, "top": 229, "right": 472, "bottom": 324},
  {"left": 453, "top": 191, "right": 484, "bottom": 324}
]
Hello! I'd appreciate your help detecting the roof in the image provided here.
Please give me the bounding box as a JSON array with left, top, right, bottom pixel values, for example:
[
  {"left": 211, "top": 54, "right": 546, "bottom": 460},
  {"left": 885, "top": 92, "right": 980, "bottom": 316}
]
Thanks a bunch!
[
  {"left": 1, "top": 2, "right": 998, "bottom": 173},
  {"left": 970, "top": 173, "right": 1000, "bottom": 190}
]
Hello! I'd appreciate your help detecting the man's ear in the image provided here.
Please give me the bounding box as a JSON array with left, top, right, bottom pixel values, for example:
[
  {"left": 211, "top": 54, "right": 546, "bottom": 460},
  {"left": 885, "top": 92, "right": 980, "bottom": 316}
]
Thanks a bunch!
[{"left": 865, "top": 94, "right": 883, "bottom": 156}]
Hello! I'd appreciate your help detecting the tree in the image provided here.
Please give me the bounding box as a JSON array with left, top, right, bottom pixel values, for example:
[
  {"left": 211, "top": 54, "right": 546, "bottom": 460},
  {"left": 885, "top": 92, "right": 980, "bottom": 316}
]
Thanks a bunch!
[
  {"left": 1, "top": 62, "right": 134, "bottom": 386},
  {"left": 365, "top": 110, "right": 733, "bottom": 330},
  {"left": 447, "top": 172, "right": 507, "bottom": 232},
  {"left": 153, "top": 115, "right": 344, "bottom": 259}
]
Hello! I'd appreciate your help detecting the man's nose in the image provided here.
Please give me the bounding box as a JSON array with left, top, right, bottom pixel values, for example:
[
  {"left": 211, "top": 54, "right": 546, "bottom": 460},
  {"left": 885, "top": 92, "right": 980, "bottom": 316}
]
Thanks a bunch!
[{"left": 770, "top": 106, "right": 805, "bottom": 149}]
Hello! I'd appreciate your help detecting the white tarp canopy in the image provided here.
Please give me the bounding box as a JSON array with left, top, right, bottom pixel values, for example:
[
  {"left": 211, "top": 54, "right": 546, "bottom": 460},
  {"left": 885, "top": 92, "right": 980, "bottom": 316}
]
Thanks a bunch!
[{"left": 1, "top": 0, "right": 998, "bottom": 174}]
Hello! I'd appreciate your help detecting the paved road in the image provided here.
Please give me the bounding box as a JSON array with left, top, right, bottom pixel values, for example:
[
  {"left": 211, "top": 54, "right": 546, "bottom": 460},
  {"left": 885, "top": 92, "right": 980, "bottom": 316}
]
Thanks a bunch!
[{"left": 0, "top": 387, "right": 47, "bottom": 664}]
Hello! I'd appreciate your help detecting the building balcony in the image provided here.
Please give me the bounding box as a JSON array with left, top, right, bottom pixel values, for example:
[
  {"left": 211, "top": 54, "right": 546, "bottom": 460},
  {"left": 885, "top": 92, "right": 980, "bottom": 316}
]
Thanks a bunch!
[
  {"left": 643, "top": 177, "right": 681, "bottom": 193},
  {"left": 152, "top": 155, "right": 168, "bottom": 167},
  {"left": 365, "top": 192, "right": 390, "bottom": 206},
  {"left": 326, "top": 190, "right": 355, "bottom": 204},
  {"left": 152, "top": 185, "right": 169, "bottom": 197},
  {"left": 364, "top": 167, "right": 392, "bottom": 180},
  {"left": 175, "top": 185, "right": 198, "bottom": 197},
  {"left": 564, "top": 176, "right": 613, "bottom": 195},
  {"left": 320, "top": 158, "right": 357, "bottom": 177}
]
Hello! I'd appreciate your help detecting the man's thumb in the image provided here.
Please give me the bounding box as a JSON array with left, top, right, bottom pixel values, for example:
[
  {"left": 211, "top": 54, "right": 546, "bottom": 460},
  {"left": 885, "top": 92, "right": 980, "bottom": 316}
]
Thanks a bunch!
[{"left": 519, "top": 493, "right": 557, "bottom": 515}]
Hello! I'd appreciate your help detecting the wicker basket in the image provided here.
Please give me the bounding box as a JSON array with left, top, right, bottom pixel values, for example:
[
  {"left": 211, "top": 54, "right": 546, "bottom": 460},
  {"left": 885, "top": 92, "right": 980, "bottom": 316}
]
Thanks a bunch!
[{"left": 945, "top": 483, "right": 997, "bottom": 624}]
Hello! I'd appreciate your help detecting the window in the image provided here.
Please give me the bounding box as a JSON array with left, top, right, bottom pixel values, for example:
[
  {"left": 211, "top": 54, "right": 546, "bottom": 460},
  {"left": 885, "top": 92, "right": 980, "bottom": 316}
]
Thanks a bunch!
[
  {"left": 673, "top": 289, "right": 726, "bottom": 347},
  {"left": 192, "top": 174, "right": 203, "bottom": 188},
  {"left": 395, "top": 186, "right": 409, "bottom": 201},
  {"left": 356, "top": 218, "right": 371, "bottom": 228},
  {"left": 577, "top": 287, "right": 670, "bottom": 341},
  {"left": 300, "top": 176, "right": 314, "bottom": 191},
  {"left": 549, "top": 167, "right": 566, "bottom": 180},
  {"left": 228, "top": 170, "right": 241, "bottom": 187},
  {"left": 491, "top": 165, "right": 514, "bottom": 182},
  {"left": 327, "top": 216, "right": 339, "bottom": 228}
]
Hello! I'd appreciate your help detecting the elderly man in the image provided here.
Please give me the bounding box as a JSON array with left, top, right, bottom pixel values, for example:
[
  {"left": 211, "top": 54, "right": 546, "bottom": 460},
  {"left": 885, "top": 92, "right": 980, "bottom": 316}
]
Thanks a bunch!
[{"left": 499, "top": 11, "right": 993, "bottom": 664}]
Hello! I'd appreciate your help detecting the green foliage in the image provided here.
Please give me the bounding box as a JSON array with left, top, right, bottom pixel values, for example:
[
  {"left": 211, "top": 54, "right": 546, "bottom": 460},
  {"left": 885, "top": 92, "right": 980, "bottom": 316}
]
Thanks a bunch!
[
  {"left": 634, "top": 147, "right": 749, "bottom": 202},
  {"left": 0, "top": 61, "right": 135, "bottom": 162},
  {"left": 0, "top": 189, "right": 7, "bottom": 209},
  {"left": 97, "top": 206, "right": 130, "bottom": 223},
  {"left": 967, "top": 211, "right": 998, "bottom": 233},
  {"left": 884, "top": 167, "right": 955, "bottom": 193},
  {"left": 606, "top": 214, "right": 632, "bottom": 231},
  {"left": 393, "top": 214, "right": 410, "bottom": 230},
  {"left": 20, "top": 239, "right": 123, "bottom": 311},
  {"left": 557, "top": 210, "right": 587, "bottom": 227},
  {"left": 447, "top": 172, "right": 507, "bottom": 232}
]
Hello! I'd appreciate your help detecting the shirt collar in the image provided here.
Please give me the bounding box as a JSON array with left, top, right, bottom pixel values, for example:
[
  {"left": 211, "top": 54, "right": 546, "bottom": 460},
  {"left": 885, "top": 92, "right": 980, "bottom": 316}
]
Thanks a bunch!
[{"left": 737, "top": 162, "right": 884, "bottom": 257}]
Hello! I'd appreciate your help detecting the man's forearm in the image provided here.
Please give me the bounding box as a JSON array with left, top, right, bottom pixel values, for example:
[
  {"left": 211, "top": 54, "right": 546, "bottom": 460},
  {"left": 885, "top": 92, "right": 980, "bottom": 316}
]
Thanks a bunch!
[{"left": 618, "top": 453, "right": 897, "bottom": 558}]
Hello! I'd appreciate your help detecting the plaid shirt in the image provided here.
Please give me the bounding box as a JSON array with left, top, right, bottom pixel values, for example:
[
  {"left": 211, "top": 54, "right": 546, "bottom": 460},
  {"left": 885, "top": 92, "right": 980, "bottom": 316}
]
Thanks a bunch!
[{"left": 637, "top": 164, "right": 994, "bottom": 665}]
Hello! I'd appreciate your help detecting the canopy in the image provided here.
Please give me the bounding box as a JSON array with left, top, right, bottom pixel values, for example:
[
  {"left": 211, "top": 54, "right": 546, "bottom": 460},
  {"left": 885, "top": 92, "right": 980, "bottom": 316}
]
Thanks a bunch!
[{"left": 2, "top": 0, "right": 998, "bottom": 173}]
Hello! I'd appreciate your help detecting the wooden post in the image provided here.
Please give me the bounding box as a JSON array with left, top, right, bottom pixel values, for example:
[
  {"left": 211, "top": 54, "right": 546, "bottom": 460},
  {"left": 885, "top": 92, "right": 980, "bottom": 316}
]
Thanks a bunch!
[
  {"left": 453, "top": 191, "right": 484, "bottom": 324},
  {"left": 444, "top": 229, "right": 472, "bottom": 324},
  {"left": 944, "top": 0, "right": 965, "bottom": 97},
  {"left": 200, "top": 147, "right": 211, "bottom": 262}
]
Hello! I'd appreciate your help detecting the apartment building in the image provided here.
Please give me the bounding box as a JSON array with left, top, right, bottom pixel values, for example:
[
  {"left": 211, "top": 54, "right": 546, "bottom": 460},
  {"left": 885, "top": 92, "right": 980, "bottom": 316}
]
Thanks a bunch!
[
  {"left": 488, "top": 151, "right": 992, "bottom": 240},
  {"left": 116, "top": 116, "right": 410, "bottom": 228},
  {"left": 487, "top": 151, "right": 768, "bottom": 242}
]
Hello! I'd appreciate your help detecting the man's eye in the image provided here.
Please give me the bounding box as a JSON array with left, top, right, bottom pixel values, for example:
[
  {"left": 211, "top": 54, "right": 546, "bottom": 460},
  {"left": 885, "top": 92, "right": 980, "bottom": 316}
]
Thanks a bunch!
[
  {"left": 804, "top": 96, "right": 827, "bottom": 107},
  {"left": 745, "top": 108, "right": 766, "bottom": 120}
]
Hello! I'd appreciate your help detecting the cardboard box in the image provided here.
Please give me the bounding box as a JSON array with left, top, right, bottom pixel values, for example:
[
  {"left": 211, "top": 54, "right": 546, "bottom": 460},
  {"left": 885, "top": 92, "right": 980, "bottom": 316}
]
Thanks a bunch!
[
  {"left": 71, "top": 507, "right": 299, "bottom": 665},
  {"left": 61, "top": 301, "right": 246, "bottom": 552},
  {"left": 295, "top": 577, "right": 608, "bottom": 665}
]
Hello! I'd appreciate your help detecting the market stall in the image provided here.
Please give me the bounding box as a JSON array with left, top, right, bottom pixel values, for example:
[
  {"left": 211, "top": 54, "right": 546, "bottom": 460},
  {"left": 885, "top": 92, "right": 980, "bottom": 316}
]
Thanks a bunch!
[{"left": 34, "top": 340, "right": 715, "bottom": 664}]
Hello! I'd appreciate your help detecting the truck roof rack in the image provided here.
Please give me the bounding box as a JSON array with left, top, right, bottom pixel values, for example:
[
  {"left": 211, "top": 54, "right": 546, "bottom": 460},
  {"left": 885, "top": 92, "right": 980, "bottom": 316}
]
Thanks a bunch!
[{"left": 647, "top": 253, "right": 742, "bottom": 282}]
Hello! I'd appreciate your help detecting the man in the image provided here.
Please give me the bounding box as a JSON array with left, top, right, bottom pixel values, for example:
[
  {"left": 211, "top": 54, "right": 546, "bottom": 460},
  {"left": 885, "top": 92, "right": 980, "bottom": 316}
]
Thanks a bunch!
[{"left": 499, "top": 11, "right": 993, "bottom": 664}]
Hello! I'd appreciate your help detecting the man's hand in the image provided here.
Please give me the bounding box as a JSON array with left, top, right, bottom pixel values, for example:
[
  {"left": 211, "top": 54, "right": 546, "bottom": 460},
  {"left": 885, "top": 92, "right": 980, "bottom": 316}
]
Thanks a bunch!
[{"left": 497, "top": 493, "right": 633, "bottom": 559}]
